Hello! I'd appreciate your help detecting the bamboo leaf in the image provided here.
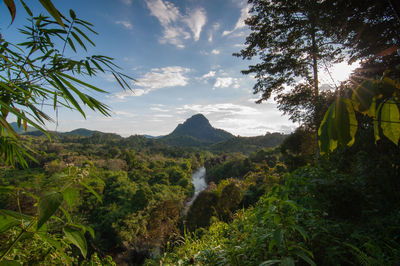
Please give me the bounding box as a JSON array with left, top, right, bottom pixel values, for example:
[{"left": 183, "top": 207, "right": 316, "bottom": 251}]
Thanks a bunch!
[
  {"left": 71, "top": 31, "right": 86, "bottom": 51},
  {"left": 73, "top": 26, "right": 95, "bottom": 46},
  {"left": 20, "top": 0, "right": 32, "bottom": 16},
  {"left": 38, "top": 0, "right": 65, "bottom": 28},
  {"left": 3, "top": 0, "right": 16, "bottom": 24}
]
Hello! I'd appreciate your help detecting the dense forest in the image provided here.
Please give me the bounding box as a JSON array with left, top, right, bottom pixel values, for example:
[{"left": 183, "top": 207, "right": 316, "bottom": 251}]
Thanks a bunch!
[{"left": 1, "top": 0, "right": 400, "bottom": 265}]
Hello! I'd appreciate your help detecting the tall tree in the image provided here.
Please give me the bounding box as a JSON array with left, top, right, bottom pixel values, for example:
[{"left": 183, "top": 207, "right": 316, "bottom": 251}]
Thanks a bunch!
[
  {"left": 328, "top": 0, "right": 400, "bottom": 81},
  {"left": 235, "top": 0, "right": 343, "bottom": 155}
]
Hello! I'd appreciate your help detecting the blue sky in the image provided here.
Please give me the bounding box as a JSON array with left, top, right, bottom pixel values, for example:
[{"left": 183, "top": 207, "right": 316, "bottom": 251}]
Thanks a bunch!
[{"left": 1, "top": 0, "right": 356, "bottom": 137}]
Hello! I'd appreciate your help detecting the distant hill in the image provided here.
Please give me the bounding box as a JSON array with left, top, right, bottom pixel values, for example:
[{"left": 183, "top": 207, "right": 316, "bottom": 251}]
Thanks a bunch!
[
  {"left": 10, "top": 122, "right": 38, "bottom": 134},
  {"left": 63, "top": 128, "right": 98, "bottom": 137},
  {"left": 22, "top": 127, "right": 100, "bottom": 138},
  {"left": 209, "top": 133, "right": 288, "bottom": 154},
  {"left": 161, "top": 114, "right": 234, "bottom": 147}
]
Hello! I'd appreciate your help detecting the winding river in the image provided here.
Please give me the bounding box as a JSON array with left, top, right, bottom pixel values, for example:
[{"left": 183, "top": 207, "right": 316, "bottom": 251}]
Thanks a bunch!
[{"left": 187, "top": 166, "right": 207, "bottom": 206}]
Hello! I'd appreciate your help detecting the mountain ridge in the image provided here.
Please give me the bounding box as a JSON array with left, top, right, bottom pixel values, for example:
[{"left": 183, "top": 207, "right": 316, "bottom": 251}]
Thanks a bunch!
[{"left": 161, "top": 114, "right": 234, "bottom": 146}]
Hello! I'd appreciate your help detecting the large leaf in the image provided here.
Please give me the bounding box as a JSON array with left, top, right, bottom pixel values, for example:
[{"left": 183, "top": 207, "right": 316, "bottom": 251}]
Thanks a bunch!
[
  {"left": 63, "top": 226, "right": 87, "bottom": 258},
  {"left": 352, "top": 80, "right": 377, "bottom": 113},
  {"left": 318, "top": 103, "right": 337, "bottom": 154},
  {"left": 0, "top": 212, "right": 19, "bottom": 233},
  {"left": 0, "top": 209, "right": 32, "bottom": 232},
  {"left": 379, "top": 99, "right": 400, "bottom": 145},
  {"left": 318, "top": 98, "right": 358, "bottom": 154},
  {"left": 62, "top": 187, "right": 78, "bottom": 209},
  {"left": 37, "top": 191, "right": 63, "bottom": 230}
]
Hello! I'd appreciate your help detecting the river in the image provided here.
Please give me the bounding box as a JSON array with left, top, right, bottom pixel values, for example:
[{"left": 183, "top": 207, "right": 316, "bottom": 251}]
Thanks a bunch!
[{"left": 186, "top": 166, "right": 207, "bottom": 206}]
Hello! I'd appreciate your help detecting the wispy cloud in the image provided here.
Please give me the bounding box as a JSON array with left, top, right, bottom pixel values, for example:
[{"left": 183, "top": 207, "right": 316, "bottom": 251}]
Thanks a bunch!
[
  {"left": 222, "top": 6, "right": 249, "bottom": 36},
  {"left": 177, "top": 103, "right": 260, "bottom": 116},
  {"left": 137, "top": 66, "right": 190, "bottom": 89},
  {"left": 114, "top": 110, "right": 137, "bottom": 118},
  {"left": 208, "top": 22, "right": 220, "bottom": 42},
  {"left": 145, "top": 0, "right": 207, "bottom": 48},
  {"left": 115, "top": 20, "right": 133, "bottom": 30},
  {"left": 184, "top": 8, "right": 207, "bottom": 41},
  {"left": 120, "top": 0, "right": 132, "bottom": 5},
  {"left": 211, "top": 49, "right": 220, "bottom": 55},
  {"left": 113, "top": 89, "right": 149, "bottom": 100}
]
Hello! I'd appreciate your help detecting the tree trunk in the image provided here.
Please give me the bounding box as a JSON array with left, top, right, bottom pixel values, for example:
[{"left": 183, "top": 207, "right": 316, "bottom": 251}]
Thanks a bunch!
[{"left": 311, "top": 27, "right": 320, "bottom": 158}]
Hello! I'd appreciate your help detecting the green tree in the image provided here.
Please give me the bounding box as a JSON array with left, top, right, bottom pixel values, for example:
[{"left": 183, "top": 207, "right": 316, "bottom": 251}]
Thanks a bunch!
[
  {"left": 235, "top": 0, "right": 342, "bottom": 132},
  {"left": 1, "top": 0, "right": 133, "bottom": 167}
]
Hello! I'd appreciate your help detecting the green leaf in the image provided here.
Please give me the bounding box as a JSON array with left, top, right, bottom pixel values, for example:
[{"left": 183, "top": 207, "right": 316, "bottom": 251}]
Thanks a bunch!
[
  {"left": 62, "top": 187, "right": 78, "bottom": 209},
  {"left": 20, "top": 0, "right": 32, "bottom": 16},
  {"left": 37, "top": 191, "right": 63, "bottom": 230},
  {"left": 73, "top": 26, "right": 95, "bottom": 46},
  {"left": 67, "top": 37, "right": 76, "bottom": 53},
  {"left": 0, "top": 212, "right": 19, "bottom": 233},
  {"left": 71, "top": 31, "right": 87, "bottom": 51},
  {"left": 79, "top": 181, "right": 102, "bottom": 203},
  {"left": 293, "top": 225, "right": 308, "bottom": 241},
  {"left": 3, "top": 0, "right": 16, "bottom": 24},
  {"left": 318, "top": 103, "right": 337, "bottom": 154},
  {"left": 294, "top": 250, "right": 316, "bottom": 266},
  {"left": 63, "top": 226, "right": 87, "bottom": 258},
  {"left": 352, "top": 80, "right": 377, "bottom": 113},
  {"left": 69, "top": 9, "right": 76, "bottom": 20},
  {"left": 379, "top": 99, "right": 400, "bottom": 145},
  {"left": 318, "top": 98, "right": 358, "bottom": 154},
  {"left": 38, "top": 0, "right": 65, "bottom": 28}
]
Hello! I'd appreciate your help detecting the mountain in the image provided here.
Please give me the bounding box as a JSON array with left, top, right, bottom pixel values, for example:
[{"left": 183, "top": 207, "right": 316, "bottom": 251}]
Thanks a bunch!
[
  {"left": 161, "top": 114, "right": 234, "bottom": 147},
  {"left": 63, "top": 128, "right": 98, "bottom": 137},
  {"left": 10, "top": 122, "right": 38, "bottom": 134}
]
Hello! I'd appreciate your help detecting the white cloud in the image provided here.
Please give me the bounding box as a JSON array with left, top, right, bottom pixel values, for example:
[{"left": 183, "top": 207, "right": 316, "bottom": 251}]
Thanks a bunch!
[
  {"left": 145, "top": 0, "right": 207, "bottom": 48},
  {"left": 213, "top": 77, "right": 240, "bottom": 89},
  {"left": 184, "top": 8, "right": 207, "bottom": 41},
  {"left": 202, "top": 71, "right": 216, "bottom": 79},
  {"left": 222, "top": 6, "right": 249, "bottom": 36},
  {"left": 211, "top": 49, "right": 220, "bottom": 55},
  {"left": 115, "top": 20, "right": 133, "bottom": 30},
  {"left": 136, "top": 66, "right": 190, "bottom": 90},
  {"left": 113, "top": 89, "right": 149, "bottom": 100}
]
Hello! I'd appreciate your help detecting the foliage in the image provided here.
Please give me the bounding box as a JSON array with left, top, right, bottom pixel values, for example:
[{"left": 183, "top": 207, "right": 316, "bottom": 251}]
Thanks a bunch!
[
  {"left": 0, "top": 164, "right": 102, "bottom": 264},
  {"left": 235, "top": 0, "right": 343, "bottom": 128},
  {"left": 319, "top": 75, "right": 400, "bottom": 154},
  {"left": 0, "top": 1, "right": 132, "bottom": 167}
]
